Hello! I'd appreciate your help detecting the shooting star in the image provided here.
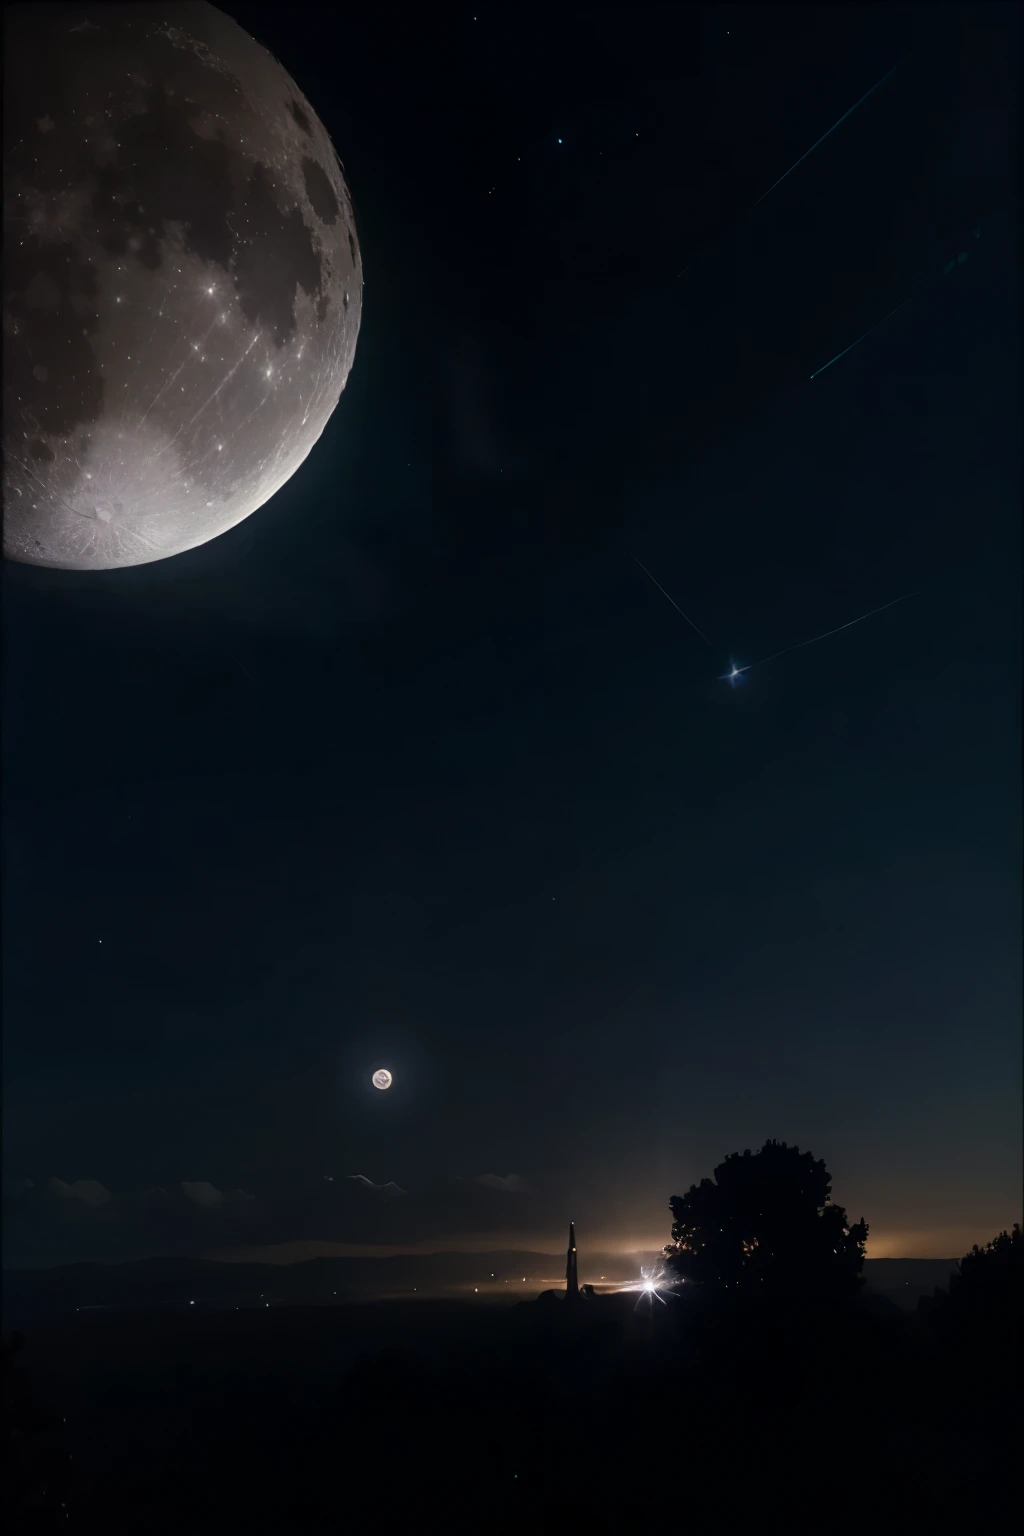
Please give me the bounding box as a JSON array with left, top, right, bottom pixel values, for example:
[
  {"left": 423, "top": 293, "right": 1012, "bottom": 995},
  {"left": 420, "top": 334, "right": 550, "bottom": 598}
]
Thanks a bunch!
[
  {"left": 748, "top": 65, "right": 897, "bottom": 211},
  {"left": 722, "top": 592, "right": 917, "bottom": 682},
  {"left": 810, "top": 294, "right": 915, "bottom": 379},
  {"left": 811, "top": 227, "right": 982, "bottom": 379},
  {"left": 677, "top": 64, "right": 897, "bottom": 281},
  {"left": 631, "top": 553, "right": 714, "bottom": 648},
  {"left": 227, "top": 652, "right": 262, "bottom": 689}
]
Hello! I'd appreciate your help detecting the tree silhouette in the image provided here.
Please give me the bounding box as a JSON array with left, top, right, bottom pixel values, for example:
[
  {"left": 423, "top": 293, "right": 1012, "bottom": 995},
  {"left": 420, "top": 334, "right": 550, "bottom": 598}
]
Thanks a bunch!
[
  {"left": 918, "top": 1223, "right": 1022, "bottom": 1351},
  {"left": 663, "top": 1139, "right": 868, "bottom": 1298}
]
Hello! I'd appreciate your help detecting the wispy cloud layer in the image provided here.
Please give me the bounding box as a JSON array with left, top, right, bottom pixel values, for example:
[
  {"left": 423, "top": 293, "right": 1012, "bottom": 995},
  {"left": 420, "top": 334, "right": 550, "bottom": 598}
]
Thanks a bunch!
[
  {"left": 181, "top": 1181, "right": 255, "bottom": 1209},
  {"left": 47, "top": 1178, "right": 112, "bottom": 1208},
  {"left": 346, "top": 1175, "right": 409, "bottom": 1199},
  {"left": 476, "top": 1173, "right": 529, "bottom": 1194},
  {"left": 3, "top": 1167, "right": 546, "bottom": 1267}
]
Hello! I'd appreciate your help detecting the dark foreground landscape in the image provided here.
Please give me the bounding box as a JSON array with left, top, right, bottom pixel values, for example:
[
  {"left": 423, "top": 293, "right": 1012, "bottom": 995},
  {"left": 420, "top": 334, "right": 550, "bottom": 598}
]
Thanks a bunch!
[{"left": 3, "top": 1243, "right": 1019, "bottom": 1532}]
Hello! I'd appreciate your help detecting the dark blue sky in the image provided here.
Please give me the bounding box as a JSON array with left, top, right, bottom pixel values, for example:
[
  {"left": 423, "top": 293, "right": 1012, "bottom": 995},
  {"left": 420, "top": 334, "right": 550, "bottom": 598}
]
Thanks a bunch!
[{"left": 3, "top": 2, "right": 1020, "bottom": 1266}]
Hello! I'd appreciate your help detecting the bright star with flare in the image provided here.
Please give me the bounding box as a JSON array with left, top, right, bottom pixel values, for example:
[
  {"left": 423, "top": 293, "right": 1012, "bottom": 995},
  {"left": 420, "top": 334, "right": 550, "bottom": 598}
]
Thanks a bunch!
[{"left": 631, "top": 1265, "right": 670, "bottom": 1307}]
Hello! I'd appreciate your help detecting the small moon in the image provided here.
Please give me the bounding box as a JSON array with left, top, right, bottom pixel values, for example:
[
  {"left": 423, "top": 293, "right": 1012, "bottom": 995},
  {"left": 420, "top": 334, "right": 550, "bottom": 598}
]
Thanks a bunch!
[{"left": 372, "top": 1068, "right": 392, "bottom": 1091}]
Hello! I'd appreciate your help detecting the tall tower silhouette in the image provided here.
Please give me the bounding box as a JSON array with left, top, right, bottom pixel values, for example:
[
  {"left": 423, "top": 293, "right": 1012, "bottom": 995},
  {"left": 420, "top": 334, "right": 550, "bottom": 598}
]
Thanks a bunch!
[{"left": 566, "top": 1222, "right": 580, "bottom": 1304}]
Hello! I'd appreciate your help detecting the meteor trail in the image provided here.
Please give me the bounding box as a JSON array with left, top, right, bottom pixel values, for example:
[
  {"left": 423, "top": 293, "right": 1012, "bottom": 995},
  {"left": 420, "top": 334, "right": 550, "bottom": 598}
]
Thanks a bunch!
[
  {"left": 630, "top": 553, "right": 714, "bottom": 648},
  {"left": 724, "top": 592, "right": 917, "bottom": 680},
  {"left": 676, "top": 64, "right": 897, "bottom": 280},
  {"left": 748, "top": 65, "right": 897, "bottom": 212},
  {"left": 810, "top": 294, "right": 915, "bottom": 379},
  {"left": 810, "top": 226, "right": 981, "bottom": 379}
]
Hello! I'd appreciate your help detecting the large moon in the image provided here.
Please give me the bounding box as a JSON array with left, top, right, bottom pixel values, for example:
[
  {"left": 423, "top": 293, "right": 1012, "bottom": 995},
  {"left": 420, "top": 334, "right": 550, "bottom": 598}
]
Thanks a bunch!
[{"left": 3, "top": 3, "right": 362, "bottom": 570}]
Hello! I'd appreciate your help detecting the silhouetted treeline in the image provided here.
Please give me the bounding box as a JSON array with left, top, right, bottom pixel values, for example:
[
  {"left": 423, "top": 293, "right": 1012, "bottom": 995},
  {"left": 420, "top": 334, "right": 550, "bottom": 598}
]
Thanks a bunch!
[
  {"left": 2, "top": 1144, "right": 1018, "bottom": 1532},
  {"left": 3, "top": 1243, "right": 1019, "bottom": 1532},
  {"left": 915, "top": 1222, "right": 1021, "bottom": 1426}
]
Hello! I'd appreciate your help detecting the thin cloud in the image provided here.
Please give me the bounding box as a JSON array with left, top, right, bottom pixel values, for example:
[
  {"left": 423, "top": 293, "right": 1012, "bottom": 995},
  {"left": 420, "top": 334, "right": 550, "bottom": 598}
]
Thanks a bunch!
[
  {"left": 47, "top": 1177, "right": 112, "bottom": 1208},
  {"left": 346, "top": 1175, "right": 409, "bottom": 1199},
  {"left": 7, "top": 1169, "right": 550, "bottom": 1267},
  {"left": 476, "top": 1173, "right": 529, "bottom": 1194},
  {"left": 181, "top": 1180, "right": 254, "bottom": 1209}
]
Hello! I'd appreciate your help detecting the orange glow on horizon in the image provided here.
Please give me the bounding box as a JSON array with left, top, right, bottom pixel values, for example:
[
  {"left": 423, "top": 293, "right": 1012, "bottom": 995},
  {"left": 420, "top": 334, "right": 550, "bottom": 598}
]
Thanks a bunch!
[{"left": 204, "top": 1221, "right": 1008, "bottom": 1268}]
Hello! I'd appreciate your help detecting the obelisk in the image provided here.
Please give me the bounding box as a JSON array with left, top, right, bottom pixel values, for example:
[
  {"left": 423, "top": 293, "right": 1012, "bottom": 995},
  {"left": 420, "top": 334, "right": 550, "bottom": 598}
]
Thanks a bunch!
[{"left": 566, "top": 1221, "right": 580, "bottom": 1304}]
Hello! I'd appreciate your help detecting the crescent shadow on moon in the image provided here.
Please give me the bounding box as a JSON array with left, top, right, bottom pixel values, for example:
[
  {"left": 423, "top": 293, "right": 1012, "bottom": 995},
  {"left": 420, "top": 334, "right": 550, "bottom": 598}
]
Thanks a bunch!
[{"left": 3, "top": 1, "right": 362, "bottom": 570}]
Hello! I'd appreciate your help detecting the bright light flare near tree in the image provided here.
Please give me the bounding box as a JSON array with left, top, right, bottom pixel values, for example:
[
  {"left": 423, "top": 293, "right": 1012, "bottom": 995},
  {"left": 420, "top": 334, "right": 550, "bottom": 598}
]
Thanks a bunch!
[{"left": 627, "top": 1263, "right": 675, "bottom": 1308}]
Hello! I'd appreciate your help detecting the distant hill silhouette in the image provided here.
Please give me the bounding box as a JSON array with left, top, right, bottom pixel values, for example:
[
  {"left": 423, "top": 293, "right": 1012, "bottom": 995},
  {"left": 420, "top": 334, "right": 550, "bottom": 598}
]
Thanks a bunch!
[
  {"left": 2, "top": 1250, "right": 581, "bottom": 1322},
  {"left": 2, "top": 1251, "right": 957, "bottom": 1322},
  {"left": 3, "top": 1258, "right": 1012, "bottom": 1527},
  {"left": 861, "top": 1257, "right": 959, "bottom": 1307},
  {"left": 4, "top": 1229, "right": 1017, "bottom": 1526}
]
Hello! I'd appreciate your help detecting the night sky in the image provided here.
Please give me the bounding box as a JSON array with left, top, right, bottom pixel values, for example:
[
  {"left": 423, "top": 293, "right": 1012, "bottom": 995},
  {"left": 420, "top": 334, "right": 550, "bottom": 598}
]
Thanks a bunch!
[{"left": 3, "top": 2, "right": 1020, "bottom": 1269}]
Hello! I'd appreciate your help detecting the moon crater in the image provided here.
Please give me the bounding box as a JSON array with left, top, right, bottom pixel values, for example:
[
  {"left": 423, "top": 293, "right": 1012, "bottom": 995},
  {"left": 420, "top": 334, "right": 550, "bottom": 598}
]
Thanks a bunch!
[{"left": 3, "top": 2, "right": 362, "bottom": 569}]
